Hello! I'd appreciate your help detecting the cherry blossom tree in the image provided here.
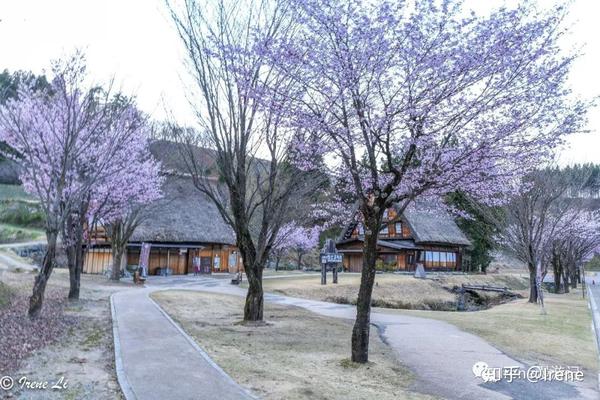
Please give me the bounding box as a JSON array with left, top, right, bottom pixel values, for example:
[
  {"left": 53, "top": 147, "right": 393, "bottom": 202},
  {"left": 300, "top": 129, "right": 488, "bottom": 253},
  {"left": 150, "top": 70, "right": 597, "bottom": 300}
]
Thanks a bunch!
[
  {"left": 0, "top": 54, "right": 161, "bottom": 316},
  {"left": 547, "top": 211, "right": 600, "bottom": 293},
  {"left": 502, "top": 167, "right": 595, "bottom": 299},
  {"left": 274, "top": 223, "right": 321, "bottom": 269},
  {"left": 90, "top": 138, "right": 163, "bottom": 281},
  {"left": 259, "top": 0, "right": 591, "bottom": 362},
  {"left": 61, "top": 95, "right": 162, "bottom": 294},
  {"left": 166, "top": 0, "right": 325, "bottom": 322}
]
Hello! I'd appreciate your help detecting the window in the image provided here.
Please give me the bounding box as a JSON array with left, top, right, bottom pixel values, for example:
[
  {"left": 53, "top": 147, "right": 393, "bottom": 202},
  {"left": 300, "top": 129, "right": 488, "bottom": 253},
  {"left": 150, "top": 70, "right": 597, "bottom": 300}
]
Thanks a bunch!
[
  {"left": 425, "top": 251, "right": 433, "bottom": 264},
  {"left": 422, "top": 251, "right": 458, "bottom": 269},
  {"left": 432, "top": 252, "right": 440, "bottom": 267},
  {"left": 395, "top": 222, "right": 402, "bottom": 237},
  {"left": 448, "top": 252, "right": 456, "bottom": 268},
  {"left": 357, "top": 224, "right": 364, "bottom": 235},
  {"left": 380, "top": 224, "right": 389, "bottom": 236},
  {"left": 383, "top": 254, "right": 396, "bottom": 265}
]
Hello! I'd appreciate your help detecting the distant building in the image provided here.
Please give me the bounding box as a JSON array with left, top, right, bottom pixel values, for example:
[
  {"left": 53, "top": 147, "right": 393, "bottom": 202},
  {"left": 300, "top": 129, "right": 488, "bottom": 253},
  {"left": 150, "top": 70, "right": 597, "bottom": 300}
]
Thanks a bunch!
[
  {"left": 337, "top": 206, "right": 471, "bottom": 272},
  {"left": 83, "top": 141, "right": 241, "bottom": 275}
]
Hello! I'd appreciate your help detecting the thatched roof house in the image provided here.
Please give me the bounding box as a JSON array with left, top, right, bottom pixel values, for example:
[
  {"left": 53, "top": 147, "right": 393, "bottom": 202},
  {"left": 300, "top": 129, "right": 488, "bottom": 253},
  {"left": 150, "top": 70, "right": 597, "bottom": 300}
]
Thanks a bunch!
[{"left": 84, "top": 140, "right": 241, "bottom": 276}]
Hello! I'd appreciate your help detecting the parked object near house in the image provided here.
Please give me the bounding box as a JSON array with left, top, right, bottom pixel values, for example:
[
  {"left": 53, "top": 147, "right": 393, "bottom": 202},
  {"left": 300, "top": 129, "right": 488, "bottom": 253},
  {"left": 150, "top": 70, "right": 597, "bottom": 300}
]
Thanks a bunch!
[
  {"left": 83, "top": 141, "right": 242, "bottom": 275},
  {"left": 337, "top": 206, "right": 471, "bottom": 272}
]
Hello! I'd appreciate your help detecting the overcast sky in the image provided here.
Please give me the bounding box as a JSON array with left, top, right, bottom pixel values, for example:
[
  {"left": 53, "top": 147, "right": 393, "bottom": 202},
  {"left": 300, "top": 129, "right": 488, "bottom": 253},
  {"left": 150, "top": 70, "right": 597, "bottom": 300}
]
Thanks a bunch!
[{"left": 0, "top": 0, "right": 599, "bottom": 165}]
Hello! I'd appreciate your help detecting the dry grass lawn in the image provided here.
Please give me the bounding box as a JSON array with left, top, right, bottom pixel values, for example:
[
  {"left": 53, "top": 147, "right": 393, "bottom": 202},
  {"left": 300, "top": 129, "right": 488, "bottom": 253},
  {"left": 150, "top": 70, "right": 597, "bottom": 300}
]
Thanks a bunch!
[
  {"left": 384, "top": 288, "right": 599, "bottom": 374},
  {"left": 249, "top": 273, "right": 529, "bottom": 310},
  {"left": 152, "top": 290, "right": 437, "bottom": 400}
]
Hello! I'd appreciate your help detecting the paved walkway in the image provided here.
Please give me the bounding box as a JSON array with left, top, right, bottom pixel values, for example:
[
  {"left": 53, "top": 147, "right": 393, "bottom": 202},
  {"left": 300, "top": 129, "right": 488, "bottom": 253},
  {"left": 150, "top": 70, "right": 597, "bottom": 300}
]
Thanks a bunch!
[
  {"left": 165, "top": 276, "right": 598, "bottom": 400},
  {"left": 585, "top": 273, "right": 600, "bottom": 377},
  {"left": 111, "top": 284, "right": 254, "bottom": 400},
  {"left": 111, "top": 275, "right": 599, "bottom": 400}
]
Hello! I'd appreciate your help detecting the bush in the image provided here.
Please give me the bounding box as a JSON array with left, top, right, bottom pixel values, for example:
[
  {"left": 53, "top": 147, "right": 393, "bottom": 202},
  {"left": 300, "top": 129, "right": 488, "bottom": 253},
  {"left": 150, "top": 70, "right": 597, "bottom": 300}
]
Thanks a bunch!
[
  {"left": 0, "top": 224, "right": 40, "bottom": 243},
  {"left": 0, "top": 199, "right": 45, "bottom": 228},
  {"left": 375, "top": 259, "right": 397, "bottom": 273}
]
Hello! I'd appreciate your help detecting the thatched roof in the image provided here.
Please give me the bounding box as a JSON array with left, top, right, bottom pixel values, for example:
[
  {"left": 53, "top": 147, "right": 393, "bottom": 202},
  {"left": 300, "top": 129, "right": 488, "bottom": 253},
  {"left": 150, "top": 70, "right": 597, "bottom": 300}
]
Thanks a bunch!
[
  {"left": 149, "top": 140, "right": 218, "bottom": 175},
  {"left": 402, "top": 209, "right": 471, "bottom": 246},
  {"left": 131, "top": 175, "right": 235, "bottom": 244},
  {"left": 337, "top": 205, "right": 471, "bottom": 247}
]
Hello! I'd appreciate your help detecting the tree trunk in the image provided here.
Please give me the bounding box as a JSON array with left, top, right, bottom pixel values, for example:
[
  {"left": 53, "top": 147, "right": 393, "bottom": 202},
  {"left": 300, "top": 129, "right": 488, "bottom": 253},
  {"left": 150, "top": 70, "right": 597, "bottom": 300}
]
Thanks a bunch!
[
  {"left": 552, "top": 256, "right": 562, "bottom": 294},
  {"left": 67, "top": 227, "right": 84, "bottom": 300},
  {"left": 237, "top": 230, "right": 264, "bottom": 322},
  {"left": 67, "top": 245, "right": 78, "bottom": 299},
  {"left": 68, "top": 238, "right": 83, "bottom": 299},
  {"left": 562, "top": 270, "right": 570, "bottom": 293},
  {"left": 275, "top": 256, "right": 280, "bottom": 271},
  {"left": 351, "top": 217, "right": 379, "bottom": 363},
  {"left": 111, "top": 247, "right": 123, "bottom": 281},
  {"left": 296, "top": 252, "right": 303, "bottom": 270},
  {"left": 528, "top": 262, "right": 538, "bottom": 303},
  {"left": 570, "top": 266, "right": 578, "bottom": 289},
  {"left": 29, "top": 230, "right": 58, "bottom": 318},
  {"left": 244, "top": 262, "right": 264, "bottom": 321}
]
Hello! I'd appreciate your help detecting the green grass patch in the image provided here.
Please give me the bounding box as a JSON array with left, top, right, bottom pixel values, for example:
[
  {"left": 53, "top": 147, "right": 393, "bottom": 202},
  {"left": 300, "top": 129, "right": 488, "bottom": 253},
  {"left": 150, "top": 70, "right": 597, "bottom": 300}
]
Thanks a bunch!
[
  {"left": 81, "top": 329, "right": 104, "bottom": 350},
  {"left": 0, "top": 184, "right": 34, "bottom": 201},
  {"left": 0, "top": 223, "right": 45, "bottom": 243},
  {"left": 0, "top": 199, "right": 45, "bottom": 228}
]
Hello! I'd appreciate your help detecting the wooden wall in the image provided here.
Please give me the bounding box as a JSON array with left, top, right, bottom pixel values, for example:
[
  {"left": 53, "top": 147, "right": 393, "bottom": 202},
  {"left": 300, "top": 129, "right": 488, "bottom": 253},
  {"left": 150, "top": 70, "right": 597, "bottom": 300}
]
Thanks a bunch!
[
  {"left": 126, "top": 244, "right": 242, "bottom": 275},
  {"left": 83, "top": 244, "right": 243, "bottom": 275},
  {"left": 343, "top": 254, "right": 363, "bottom": 272},
  {"left": 83, "top": 248, "right": 112, "bottom": 274},
  {"left": 340, "top": 249, "right": 460, "bottom": 273}
]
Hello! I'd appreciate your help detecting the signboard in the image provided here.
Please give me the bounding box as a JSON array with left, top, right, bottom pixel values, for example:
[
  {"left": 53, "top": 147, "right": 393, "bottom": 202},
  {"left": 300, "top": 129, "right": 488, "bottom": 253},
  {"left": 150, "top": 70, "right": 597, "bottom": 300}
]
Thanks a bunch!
[
  {"left": 320, "top": 239, "right": 342, "bottom": 285},
  {"left": 321, "top": 253, "right": 343, "bottom": 264}
]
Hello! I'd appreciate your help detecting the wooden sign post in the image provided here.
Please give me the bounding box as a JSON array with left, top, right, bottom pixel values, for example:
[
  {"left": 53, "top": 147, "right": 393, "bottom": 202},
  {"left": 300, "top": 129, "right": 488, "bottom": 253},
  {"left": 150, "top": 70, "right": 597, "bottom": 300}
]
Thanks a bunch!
[{"left": 320, "top": 239, "right": 342, "bottom": 285}]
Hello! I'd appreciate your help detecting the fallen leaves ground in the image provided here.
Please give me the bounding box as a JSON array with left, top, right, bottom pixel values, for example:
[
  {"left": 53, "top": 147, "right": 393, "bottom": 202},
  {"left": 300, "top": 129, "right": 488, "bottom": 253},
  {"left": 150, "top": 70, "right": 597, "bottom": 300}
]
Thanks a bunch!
[{"left": 0, "top": 285, "right": 77, "bottom": 374}]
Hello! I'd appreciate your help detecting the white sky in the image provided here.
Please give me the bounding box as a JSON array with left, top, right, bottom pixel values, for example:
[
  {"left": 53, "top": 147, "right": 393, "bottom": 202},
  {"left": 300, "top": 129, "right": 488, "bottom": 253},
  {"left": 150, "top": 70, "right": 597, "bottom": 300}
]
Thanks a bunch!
[{"left": 0, "top": 0, "right": 599, "bottom": 165}]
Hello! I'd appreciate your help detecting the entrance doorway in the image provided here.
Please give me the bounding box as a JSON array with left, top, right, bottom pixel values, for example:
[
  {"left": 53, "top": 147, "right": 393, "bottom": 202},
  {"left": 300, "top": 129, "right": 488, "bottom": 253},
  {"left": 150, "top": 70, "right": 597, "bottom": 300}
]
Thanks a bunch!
[{"left": 200, "top": 256, "right": 212, "bottom": 274}]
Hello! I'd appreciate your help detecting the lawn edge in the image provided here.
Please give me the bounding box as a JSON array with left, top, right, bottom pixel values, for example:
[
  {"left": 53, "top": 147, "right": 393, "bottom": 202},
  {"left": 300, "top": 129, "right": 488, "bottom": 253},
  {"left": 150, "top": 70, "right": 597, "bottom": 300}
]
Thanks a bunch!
[
  {"left": 148, "top": 290, "right": 258, "bottom": 400},
  {"left": 110, "top": 293, "right": 137, "bottom": 400}
]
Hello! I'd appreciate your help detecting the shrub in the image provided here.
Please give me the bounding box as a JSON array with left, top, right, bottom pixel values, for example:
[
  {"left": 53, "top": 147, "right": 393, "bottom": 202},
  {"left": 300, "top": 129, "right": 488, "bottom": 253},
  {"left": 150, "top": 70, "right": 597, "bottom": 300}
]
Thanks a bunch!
[{"left": 0, "top": 199, "right": 45, "bottom": 228}]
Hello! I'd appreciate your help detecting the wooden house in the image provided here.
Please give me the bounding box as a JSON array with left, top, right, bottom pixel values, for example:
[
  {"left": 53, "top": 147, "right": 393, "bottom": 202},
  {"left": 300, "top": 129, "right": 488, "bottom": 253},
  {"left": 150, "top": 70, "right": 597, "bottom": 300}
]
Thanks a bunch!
[
  {"left": 337, "top": 206, "right": 471, "bottom": 272},
  {"left": 83, "top": 141, "right": 241, "bottom": 275}
]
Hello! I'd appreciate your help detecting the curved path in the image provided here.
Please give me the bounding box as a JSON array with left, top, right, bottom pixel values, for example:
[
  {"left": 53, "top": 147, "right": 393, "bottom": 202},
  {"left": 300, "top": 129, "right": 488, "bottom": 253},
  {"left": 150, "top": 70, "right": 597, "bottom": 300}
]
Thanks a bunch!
[
  {"left": 111, "top": 285, "right": 255, "bottom": 400},
  {"left": 112, "top": 276, "right": 599, "bottom": 400}
]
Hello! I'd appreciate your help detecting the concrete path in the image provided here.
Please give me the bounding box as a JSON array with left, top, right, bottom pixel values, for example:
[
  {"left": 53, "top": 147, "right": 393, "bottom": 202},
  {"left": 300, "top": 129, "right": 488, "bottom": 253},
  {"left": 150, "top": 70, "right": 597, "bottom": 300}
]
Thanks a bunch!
[
  {"left": 585, "top": 273, "right": 600, "bottom": 377},
  {"left": 150, "top": 275, "right": 598, "bottom": 400},
  {"left": 111, "top": 285, "right": 254, "bottom": 400}
]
